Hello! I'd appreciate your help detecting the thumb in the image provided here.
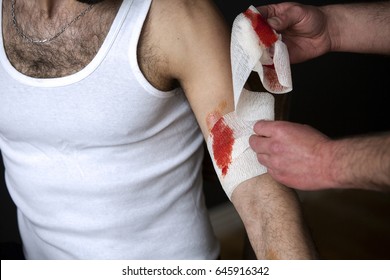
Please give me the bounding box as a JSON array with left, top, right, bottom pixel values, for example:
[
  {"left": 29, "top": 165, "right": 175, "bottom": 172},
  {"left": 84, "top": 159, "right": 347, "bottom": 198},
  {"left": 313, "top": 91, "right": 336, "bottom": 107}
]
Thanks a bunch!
[
  {"left": 256, "top": 5, "right": 283, "bottom": 30},
  {"left": 257, "top": 3, "right": 305, "bottom": 33},
  {"left": 266, "top": 16, "right": 282, "bottom": 30},
  {"left": 253, "top": 120, "right": 273, "bottom": 137}
]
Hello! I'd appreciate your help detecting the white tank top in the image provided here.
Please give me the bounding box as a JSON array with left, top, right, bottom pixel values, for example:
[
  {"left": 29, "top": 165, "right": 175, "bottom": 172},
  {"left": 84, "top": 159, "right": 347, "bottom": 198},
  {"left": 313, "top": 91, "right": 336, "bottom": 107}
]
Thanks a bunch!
[{"left": 0, "top": 0, "right": 219, "bottom": 259}]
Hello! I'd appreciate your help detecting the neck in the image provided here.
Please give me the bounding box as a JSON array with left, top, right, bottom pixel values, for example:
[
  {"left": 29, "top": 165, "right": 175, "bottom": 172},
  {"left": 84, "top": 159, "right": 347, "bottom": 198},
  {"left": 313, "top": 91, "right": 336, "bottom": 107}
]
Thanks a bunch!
[
  {"left": 33, "top": 0, "right": 84, "bottom": 18},
  {"left": 9, "top": 0, "right": 96, "bottom": 44}
]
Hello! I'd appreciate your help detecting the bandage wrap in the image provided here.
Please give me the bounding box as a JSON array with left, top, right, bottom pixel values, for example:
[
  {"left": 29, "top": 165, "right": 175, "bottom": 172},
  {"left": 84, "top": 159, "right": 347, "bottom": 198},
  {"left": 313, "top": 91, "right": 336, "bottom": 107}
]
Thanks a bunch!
[
  {"left": 207, "top": 91, "right": 274, "bottom": 198},
  {"left": 206, "top": 6, "right": 292, "bottom": 199}
]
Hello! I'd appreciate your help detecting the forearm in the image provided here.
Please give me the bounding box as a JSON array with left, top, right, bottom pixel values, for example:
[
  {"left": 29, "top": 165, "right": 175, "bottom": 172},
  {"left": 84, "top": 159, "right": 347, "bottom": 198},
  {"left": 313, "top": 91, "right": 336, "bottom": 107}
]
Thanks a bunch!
[
  {"left": 328, "top": 133, "right": 390, "bottom": 191},
  {"left": 322, "top": 2, "right": 390, "bottom": 55},
  {"left": 231, "top": 174, "right": 317, "bottom": 259}
]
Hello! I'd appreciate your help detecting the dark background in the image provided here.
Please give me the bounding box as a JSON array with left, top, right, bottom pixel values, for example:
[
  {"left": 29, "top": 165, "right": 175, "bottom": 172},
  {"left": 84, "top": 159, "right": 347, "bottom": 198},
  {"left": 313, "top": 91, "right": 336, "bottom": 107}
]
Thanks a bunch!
[{"left": 1, "top": 0, "right": 390, "bottom": 259}]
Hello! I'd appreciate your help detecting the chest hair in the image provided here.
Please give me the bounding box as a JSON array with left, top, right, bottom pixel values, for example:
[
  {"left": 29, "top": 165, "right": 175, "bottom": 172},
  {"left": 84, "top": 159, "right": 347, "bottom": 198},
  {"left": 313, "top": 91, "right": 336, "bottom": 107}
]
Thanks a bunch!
[
  {"left": 2, "top": 0, "right": 176, "bottom": 91},
  {"left": 2, "top": 1, "right": 119, "bottom": 78}
]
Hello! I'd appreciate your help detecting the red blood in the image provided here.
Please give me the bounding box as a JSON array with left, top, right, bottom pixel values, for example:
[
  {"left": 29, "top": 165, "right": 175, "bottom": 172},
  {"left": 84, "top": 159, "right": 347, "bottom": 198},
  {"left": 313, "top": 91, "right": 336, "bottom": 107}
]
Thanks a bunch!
[
  {"left": 210, "top": 117, "right": 234, "bottom": 177},
  {"left": 263, "top": 64, "right": 282, "bottom": 91},
  {"left": 244, "top": 9, "right": 278, "bottom": 48}
]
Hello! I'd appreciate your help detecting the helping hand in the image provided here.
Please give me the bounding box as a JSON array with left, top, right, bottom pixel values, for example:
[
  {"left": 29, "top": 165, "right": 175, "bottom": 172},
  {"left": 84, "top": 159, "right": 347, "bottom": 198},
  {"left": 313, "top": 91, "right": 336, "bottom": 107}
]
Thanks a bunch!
[
  {"left": 249, "top": 120, "right": 336, "bottom": 190},
  {"left": 256, "top": 3, "right": 333, "bottom": 63}
]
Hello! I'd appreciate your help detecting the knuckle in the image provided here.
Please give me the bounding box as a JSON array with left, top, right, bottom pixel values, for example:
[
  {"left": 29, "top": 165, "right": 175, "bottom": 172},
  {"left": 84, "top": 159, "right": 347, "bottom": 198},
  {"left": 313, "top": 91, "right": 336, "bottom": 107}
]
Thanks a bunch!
[
  {"left": 272, "top": 121, "right": 288, "bottom": 137},
  {"left": 269, "top": 141, "right": 283, "bottom": 154}
]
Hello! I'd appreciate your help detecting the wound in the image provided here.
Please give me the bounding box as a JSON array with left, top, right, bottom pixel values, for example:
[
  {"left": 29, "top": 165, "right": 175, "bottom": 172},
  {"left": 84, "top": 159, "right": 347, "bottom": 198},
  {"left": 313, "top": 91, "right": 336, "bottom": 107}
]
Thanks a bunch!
[
  {"left": 210, "top": 117, "right": 235, "bottom": 177},
  {"left": 244, "top": 8, "right": 278, "bottom": 48},
  {"left": 206, "top": 101, "right": 228, "bottom": 132}
]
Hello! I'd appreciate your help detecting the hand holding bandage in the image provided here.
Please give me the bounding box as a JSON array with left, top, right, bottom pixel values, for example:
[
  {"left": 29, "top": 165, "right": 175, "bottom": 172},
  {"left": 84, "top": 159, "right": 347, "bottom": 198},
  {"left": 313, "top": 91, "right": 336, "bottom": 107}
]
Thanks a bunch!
[{"left": 207, "top": 6, "right": 292, "bottom": 199}]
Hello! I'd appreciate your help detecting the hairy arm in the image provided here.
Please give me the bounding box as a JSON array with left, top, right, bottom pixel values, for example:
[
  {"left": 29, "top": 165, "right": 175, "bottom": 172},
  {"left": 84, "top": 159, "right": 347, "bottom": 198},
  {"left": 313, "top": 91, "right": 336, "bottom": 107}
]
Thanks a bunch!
[
  {"left": 257, "top": 1, "right": 390, "bottom": 63},
  {"left": 231, "top": 175, "right": 317, "bottom": 259},
  {"left": 149, "top": 0, "right": 315, "bottom": 259},
  {"left": 329, "top": 133, "right": 390, "bottom": 191},
  {"left": 251, "top": 121, "right": 390, "bottom": 192},
  {"left": 323, "top": 1, "right": 390, "bottom": 55}
]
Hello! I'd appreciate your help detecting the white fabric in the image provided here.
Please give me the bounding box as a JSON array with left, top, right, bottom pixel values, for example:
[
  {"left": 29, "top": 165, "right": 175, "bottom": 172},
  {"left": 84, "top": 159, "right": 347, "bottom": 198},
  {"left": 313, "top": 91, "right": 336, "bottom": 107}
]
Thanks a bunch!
[
  {"left": 0, "top": 0, "right": 219, "bottom": 259},
  {"left": 207, "top": 6, "right": 292, "bottom": 199},
  {"left": 231, "top": 6, "right": 292, "bottom": 105}
]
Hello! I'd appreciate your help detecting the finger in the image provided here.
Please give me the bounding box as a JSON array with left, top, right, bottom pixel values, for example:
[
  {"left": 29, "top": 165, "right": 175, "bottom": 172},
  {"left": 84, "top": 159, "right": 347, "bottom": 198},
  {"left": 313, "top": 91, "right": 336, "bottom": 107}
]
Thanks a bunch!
[
  {"left": 266, "top": 17, "right": 282, "bottom": 30},
  {"left": 253, "top": 120, "right": 275, "bottom": 137},
  {"left": 249, "top": 134, "right": 270, "bottom": 155},
  {"left": 256, "top": 5, "right": 282, "bottom": 30},
  {"left": 274, "top": 4, "right": 306, "bottom": 31},
  {"left": 258, "top": 4, "right": 305, "bottom": 32},
  {"left": 256, "top": 6, "right": 272, "bottom": 19},
  {"left": 256, "top": 153, "right": 270, "bottom": 166}
]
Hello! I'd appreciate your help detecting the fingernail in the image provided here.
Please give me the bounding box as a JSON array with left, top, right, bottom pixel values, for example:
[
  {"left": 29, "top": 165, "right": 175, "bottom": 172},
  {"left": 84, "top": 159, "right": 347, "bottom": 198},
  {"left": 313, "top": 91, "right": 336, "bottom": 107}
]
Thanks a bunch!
[{"left": 267, "top": 17, "right": 280, "bottom": 28}]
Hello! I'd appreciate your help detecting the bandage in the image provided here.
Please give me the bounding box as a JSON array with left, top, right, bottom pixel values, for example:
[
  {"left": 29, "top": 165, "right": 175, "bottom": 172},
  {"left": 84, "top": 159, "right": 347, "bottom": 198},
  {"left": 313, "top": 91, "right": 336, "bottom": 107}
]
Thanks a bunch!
[{"left": 206, "top": 6, "right": 292, "bottom": 199}]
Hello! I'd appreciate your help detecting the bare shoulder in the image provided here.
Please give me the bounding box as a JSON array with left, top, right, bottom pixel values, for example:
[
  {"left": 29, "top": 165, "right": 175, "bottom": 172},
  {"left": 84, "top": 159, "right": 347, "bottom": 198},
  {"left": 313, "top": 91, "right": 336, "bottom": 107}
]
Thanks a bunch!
[
  {"left": 150, "top": 0, "right": 230, "bottom": 52},
  {"left": 139, "top": 0, "right": 230, "bottom": 89}
]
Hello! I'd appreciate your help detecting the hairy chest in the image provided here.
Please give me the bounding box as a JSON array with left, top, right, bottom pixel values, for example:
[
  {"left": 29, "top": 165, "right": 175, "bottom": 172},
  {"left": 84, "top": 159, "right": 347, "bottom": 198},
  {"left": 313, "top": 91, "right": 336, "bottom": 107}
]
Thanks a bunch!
[
  {"left": 2, "top": 1, "right": 174, "bottom": 90},
  {"left": 5, "top": 39, "right": 100, "bottom": 78},
  {"left": 2, "top": 2, "right": 112, "bottom": 78}
]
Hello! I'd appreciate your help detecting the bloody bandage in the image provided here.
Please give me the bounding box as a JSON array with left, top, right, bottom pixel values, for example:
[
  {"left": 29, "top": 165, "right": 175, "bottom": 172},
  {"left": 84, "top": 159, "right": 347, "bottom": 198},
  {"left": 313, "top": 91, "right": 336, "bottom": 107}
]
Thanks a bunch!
[
  {"left": 207, "top": 6, "right": 292, "bottom": 199},
  {"left": 206, "top": 91, "right": 274, "bottom": 199}
]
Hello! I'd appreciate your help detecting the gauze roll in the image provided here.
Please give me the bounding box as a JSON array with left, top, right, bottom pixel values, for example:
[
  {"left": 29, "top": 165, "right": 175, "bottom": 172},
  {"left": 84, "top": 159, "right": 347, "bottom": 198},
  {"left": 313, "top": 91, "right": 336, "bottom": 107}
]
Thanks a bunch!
[
  {"left": 231, "top": 5, "right": 292, "bottom": 103},
  {"left": 207, "top": 6, "right": 292, "bottom": 199},
  {"left": 207, "top": 90, "right": 274, "bottom": 198}
]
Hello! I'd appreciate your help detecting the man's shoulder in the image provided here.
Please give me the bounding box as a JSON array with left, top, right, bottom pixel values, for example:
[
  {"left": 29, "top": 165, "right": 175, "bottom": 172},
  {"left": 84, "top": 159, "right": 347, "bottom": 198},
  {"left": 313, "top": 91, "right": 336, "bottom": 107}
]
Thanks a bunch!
[
  {"left": 149, "top": 0, "right": 215, "bottom": 26},
  {"left": 147, "top": 0, "right": 224, "bottom": 50},
  {"left": 139, "top": 0, "right": 229, "bottom": 90},
  {"left": 138, "top": 0, "right": 203, "bottom": 90},
  {"left": 152, "top": 0, "right": 209, "bottom": 10},
  {"left": 139, "top": 0, "right": 216, "bottom": 72}
]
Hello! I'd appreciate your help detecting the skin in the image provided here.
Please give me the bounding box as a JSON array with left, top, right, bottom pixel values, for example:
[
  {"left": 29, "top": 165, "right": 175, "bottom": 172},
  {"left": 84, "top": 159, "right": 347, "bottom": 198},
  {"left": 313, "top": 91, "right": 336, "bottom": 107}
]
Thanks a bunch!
[
  {"left": 250, "top": 2, "right": 390, "bottom": 192},
  {"left": 3, "top": 0, "right": 316, "bottom": 259},
  {"left": 256, "top": 1, "right": 390, "bottom": 63},
  {"left": 250, "top": 121, "right": 390, "bottom": 192},
  {"left": 143, "top": 0, "right": 316, "bottom": 258}
]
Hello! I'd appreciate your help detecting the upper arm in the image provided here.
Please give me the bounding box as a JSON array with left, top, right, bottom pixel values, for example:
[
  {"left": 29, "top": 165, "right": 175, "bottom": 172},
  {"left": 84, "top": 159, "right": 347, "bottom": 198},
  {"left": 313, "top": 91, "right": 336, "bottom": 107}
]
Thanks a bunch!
[
  {"left": 150, "top": 0, "right": 235, "bottom": 138},
  {"left": 145, "top": 2, "right": 317, "bottom": 259}
]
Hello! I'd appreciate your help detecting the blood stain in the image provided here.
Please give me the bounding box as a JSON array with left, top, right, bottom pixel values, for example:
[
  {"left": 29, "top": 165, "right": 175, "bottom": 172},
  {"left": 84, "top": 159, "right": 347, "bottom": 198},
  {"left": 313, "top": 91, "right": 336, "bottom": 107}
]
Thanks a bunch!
[
  {"left": 244, "top": 8, "right": 278, "bottom": 48},
  {"left": 210, "top": 117, "right": 234, "bottom": 177}
]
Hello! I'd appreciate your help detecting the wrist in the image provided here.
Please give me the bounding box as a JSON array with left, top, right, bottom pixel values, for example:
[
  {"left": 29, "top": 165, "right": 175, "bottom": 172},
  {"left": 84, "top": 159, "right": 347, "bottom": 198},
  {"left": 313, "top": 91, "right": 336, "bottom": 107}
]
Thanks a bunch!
[
  {"left": 324, "top": 138, "right": 363, "bottom": 190},
  {"left": 318, "top": 139, "right": 343, "bottom": 189},
  {"left": 326, "top": 135, "right": 390, "bottom": 191},
  {"left": 319, "top": 5, "right": 342, "bottom": 53}
]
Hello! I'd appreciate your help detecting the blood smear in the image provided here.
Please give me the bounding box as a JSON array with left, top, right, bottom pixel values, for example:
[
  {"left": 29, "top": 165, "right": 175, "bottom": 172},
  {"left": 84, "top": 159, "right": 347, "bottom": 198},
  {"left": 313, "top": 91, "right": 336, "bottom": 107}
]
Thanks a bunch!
[
  {"left": 263, "top": 64, "right": 282, "bottom": 92},
  {"left": 210, "top": 117, "right": 234, "bottom": 177},
  {"left": 244, "top": 8, "right": 278, "bottom": 48}
]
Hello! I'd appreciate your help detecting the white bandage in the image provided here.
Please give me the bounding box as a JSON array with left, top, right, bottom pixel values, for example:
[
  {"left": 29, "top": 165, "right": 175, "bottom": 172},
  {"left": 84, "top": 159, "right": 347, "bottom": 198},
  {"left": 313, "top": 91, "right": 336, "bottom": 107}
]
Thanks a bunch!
[
  {"left": 207, "top": 90, "right": 274, "bottom": 198},
  {"left": 206, "top": 6, "right": 292, "bottom": 199}
]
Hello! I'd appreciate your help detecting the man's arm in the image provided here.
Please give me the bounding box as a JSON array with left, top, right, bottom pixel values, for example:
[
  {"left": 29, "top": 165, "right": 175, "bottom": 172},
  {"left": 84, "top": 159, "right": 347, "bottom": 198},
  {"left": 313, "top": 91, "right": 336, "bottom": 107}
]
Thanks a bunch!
[
  {"left": 231, "top": 175, "right": 317, "bottom": 259},
  {"left": 250, "top": 120, "right": 390, "bottom": 192},
  {"left": 323, "top": 1, "right": 390, "bottom": 55},
  {"left": 331, "top": 132, "right": 390, "bottom": 191},
  {"left": 257, "top": 1, "right": 390, "bottom": 63},
  {"left": 149, "top": 0, "right": 316, "bottom": 259},
  {"left": 250, "top": 2, "right": 390, "bottom": 192}
]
